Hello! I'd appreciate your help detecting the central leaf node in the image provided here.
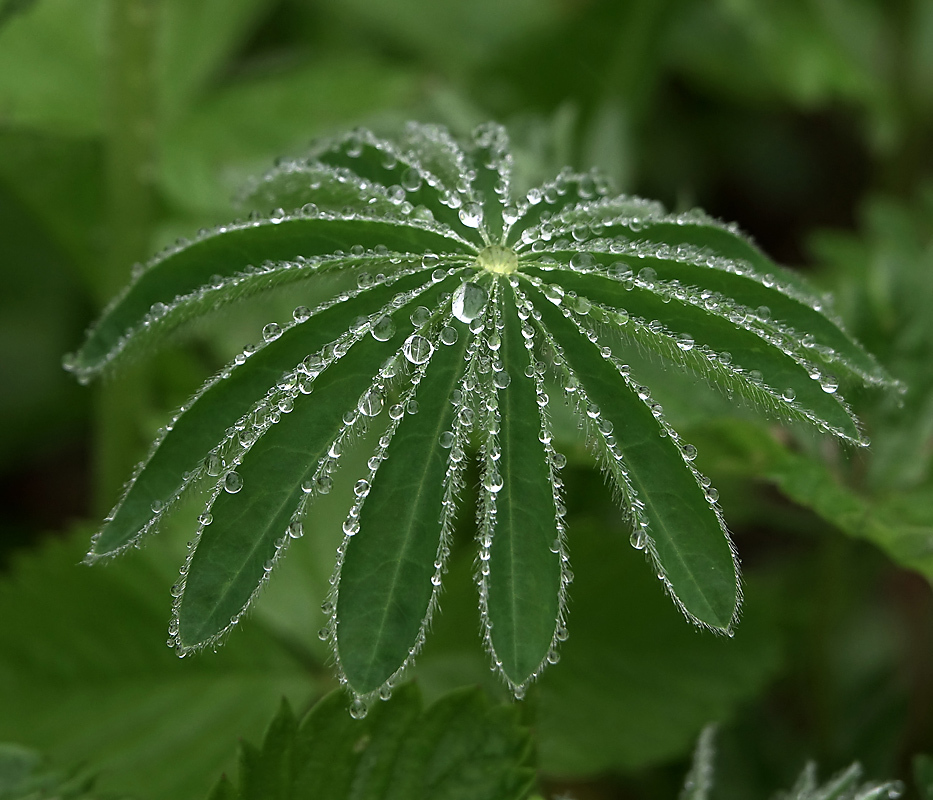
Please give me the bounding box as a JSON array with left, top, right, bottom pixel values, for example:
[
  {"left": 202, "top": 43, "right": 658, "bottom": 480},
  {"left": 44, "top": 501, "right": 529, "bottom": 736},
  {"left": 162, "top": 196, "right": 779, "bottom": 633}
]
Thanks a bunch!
[{"left": 476, "top": 245, "right": 518, "bottom": 274}]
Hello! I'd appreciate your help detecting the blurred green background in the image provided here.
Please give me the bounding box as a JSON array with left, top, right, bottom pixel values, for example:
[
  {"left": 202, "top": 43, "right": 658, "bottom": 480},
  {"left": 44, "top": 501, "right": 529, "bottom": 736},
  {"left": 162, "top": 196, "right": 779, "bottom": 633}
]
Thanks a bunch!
[{"left": 1, "top": 1, "right": 933, "bottom": 798}]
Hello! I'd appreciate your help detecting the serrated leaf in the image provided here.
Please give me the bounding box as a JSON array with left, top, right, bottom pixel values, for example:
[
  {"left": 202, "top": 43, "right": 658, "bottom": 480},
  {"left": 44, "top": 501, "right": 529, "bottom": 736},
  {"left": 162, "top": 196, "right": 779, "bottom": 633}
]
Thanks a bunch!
[
  {"left": 70, "top": 121, "right": 894, "bottom": 702},
  {"left": 212, "top": 684, "right": 534, "bottom": 800}
]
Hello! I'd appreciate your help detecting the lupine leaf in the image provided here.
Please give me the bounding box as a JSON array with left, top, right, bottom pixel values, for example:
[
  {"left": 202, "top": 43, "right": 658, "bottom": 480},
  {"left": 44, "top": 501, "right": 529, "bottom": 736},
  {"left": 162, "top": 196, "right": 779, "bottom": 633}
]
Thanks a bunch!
[
  {"left": 176, "top": 276, "right": 458, "bottom": 650},
  {"left": 90, "top": 268, "right": 440, "bottom": 559},
  {"left": 528, "top": 282, "right": 738, "bottom": 630},
  {"left": 481, "top": 285, "right": 564, "bottom": 689},
  {"left": 334, "top": 310, "right": 470, "bottom": 695},
  {"left": 210, "top": 684, "right": 534, "bottom": 800},
  {"left": 70, "top": 121, "right": 895, "bottom": 707}
]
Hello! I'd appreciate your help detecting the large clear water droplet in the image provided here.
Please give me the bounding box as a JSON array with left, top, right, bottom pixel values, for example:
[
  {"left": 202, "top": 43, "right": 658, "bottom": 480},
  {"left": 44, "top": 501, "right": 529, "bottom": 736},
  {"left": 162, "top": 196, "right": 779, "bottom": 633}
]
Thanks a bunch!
[
  {"left": 452, "top": 281, "right": 488, "bottom": 323},
  {"left": 403, "top": 334, "right": 433, "bottom": 364}
]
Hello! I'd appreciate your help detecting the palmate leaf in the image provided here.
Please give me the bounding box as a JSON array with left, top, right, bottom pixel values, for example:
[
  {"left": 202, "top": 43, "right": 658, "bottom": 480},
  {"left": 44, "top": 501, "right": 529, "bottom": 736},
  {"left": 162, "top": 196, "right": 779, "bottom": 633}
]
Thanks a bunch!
[{"left": 67, "top": 121, "right": 896, "bottom": 710}]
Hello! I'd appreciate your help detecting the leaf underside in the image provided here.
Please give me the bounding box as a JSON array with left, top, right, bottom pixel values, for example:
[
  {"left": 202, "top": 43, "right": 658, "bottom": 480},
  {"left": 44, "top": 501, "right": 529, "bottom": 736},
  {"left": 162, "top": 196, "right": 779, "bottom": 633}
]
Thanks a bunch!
[{"left": 69, "top": 121, "right": 894, "bottom": 703}]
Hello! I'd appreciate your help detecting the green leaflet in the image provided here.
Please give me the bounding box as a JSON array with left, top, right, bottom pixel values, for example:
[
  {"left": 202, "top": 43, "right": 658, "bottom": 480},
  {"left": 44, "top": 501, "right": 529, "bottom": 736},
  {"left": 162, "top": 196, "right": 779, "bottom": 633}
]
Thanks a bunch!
[
  {"left": 335, "top": 317, "right": 469, "bottom": 696},
  {"left": 91, "top": 268, "right": 440, "bottom": 559},
  {"left": 210, "top": 685, "right": 534, "bottom": 800},
  {"left": 523, "top": 265, "right": 862, "bottom": 443},
  {"left": 481, "top": 284, "right": 564, "bottom": 690},
  {"left": 526, "top": 279, "right": 739, "bottom": 631},
  {"left": 67, "top": 215, "right": 471, "bottom": 377},
  {"left": 176, "top": 276, "right": 458, "bottom": 650}
]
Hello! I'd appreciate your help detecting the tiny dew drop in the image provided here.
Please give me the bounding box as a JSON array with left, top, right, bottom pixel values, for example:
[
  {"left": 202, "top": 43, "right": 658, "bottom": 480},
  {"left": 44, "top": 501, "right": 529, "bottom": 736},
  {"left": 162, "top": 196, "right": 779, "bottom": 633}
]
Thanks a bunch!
[
  {"left": 358, "top": 389, "right": 384, "bottom": 417},
  {"left": 224, "top": 471, "right": 243, "bottom": 493},
  {"left": 440, "top": 326, "right": 459, "bottom": 345},
  {"left": 410, "top": 306, "right": 431, "bottom": 327},
  {"left": 403, "top": 334, "right": 433, "bottom": 364},
  {"left": 262, "top": 322, "right": 282, "bottom": 342},
  {"left": 820, "top": 374, "right": 838, "bottom": 394},
  {"left": 287, "top": 520, "right": 303, "bottom": 539},
  {"left": 198, "top": 512, "right": 213, "bottom": 526},
  {"left": 293, "top": 306, "right": 311, "bottom": 323},
  {"left": 349, "top": 698, "right": 369, "bottom": 720},
  {"left": 371, "top": 316, "right": 396, "bottom": 341},
  {"left": 458, "top": 203, "right": 483, "bottom": 228}
]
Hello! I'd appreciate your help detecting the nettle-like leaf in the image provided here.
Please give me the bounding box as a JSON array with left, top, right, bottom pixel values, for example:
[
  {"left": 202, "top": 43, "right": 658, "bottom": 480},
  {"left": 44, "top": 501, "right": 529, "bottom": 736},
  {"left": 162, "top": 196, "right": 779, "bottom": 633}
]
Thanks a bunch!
[
  {"left": 207, "top": 684, "right": 534, "bottom": 800},
  {"left": 67, "top": 122, "right": 895, "bottom": 711},
  {"left": 679, "top": 728, "right": 904, "bottom": 800}
]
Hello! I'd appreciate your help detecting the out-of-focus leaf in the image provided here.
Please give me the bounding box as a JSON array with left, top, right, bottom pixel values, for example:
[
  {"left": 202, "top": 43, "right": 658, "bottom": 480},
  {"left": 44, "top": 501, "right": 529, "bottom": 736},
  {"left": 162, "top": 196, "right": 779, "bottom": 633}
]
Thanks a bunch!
[
  {"left": 158, "top": 0, "right": 274, "bottom": 124},
  {"left": 160, "top": 60, "right": 423, "bottom": 212},
  {"left": 0, "top": 531, "right": 320, "bottom": 800},
  {"left": 0, "top": 0, "right": 105, "bottom": 135},
  {"left": 0, "top": 742, "right": 113, "bottom": 799},
  {"left": 417, "top": 517, "right": 782, "bottom": 775},
  {"left": 693, "top": 419, "right": 933, "bottom": 582},
  {"left": 210, "top": 684, "right": 534, "bottom": 800}
]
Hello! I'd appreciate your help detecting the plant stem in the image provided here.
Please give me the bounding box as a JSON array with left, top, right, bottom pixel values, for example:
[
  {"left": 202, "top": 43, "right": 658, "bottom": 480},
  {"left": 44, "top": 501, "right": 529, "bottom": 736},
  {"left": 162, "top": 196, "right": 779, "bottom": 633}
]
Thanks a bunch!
[{"left": 94, "top": 0, "right": 159, "bottom": 514}]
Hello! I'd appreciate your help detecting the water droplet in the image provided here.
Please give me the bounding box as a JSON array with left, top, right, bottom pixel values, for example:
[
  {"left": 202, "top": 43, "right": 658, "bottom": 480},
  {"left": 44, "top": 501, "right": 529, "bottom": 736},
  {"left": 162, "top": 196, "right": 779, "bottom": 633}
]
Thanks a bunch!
[
  {"left": 371, "top": 316, "right": 396, "bottom": 341},
  {"left": 293, "top": 305, "right": 311, "bottom": 323},
  {"left": 439, "top": 431, "right": 455, "bottom": 448},
  {"left": 318, "top": 627, "right": 329, "bottom": 641},
  {"left": 493, "top": 370, "right": 511, "bottom": 389},
  {"left": 401, "top": 167, "right": 422, "bottom": 192},
  {"left": 224, "top": 471, "right": 243, "bottom": 493},
  {"left": 151, "top": 499, "right": 164, "bottom": 514},
  {"left": 403, "top": 334, "right": 433, "bottom": 364},
  {"left": 682, "top": 444, "right": 697, "bottom": 461},
  {"left": 349, "top": 698, "right": 369, "bottom": 719},
  {"left": 316, "top": 474, "right": 333, "bottom": 494},
  {"left": 358, "top": 389, "right": 384, "bottom": 417},
  {"left": 288, "top": 520, "right": 303, "bottom": 538},
  {"left": 410, "top": 306, "right": 431, "bottom": 327},
  {"left": 483, "top": 470, "right": 504, "bottom": 493},
  {"left": 354, "top": 479, "right": 370, "bottom": 498},
  {"left": 458, "top": 203, "right": 483, "bottom": 228},
  {"left": 781, "top": 387, "right": 796, "bottom": 402},
  {"left": 440, "top": 326, "right": 458, "bottom": 345},
  {"left": 452, "top": 281, "right": 488, "bottom": 323},
  {"left": 199, "top": 512, "right": 213, "bottom": 525},
  {"left": 301, "top": 480, "right": 314, "bottom": 493},
  {"left": 630, "top": 529, "right": 646, "bottom": 550},
  {"left": 820, "top": 374, "right": 838, "bottom": 394},
  {"left": 262, "top": 322, "right": 282, "bottom": 342}
]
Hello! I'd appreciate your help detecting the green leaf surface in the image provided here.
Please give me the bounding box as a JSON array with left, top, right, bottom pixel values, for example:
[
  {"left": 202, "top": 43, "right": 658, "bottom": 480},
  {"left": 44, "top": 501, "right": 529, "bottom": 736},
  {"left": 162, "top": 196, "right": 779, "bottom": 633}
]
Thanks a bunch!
[
  {"left": 212, "top": 684, "right": 534, "bottom": 800},
  {"left": 524, "top": 265, "right": 861, "bottom": 442},
  {"left": 483, "top": 285, "right": 563, "bottom": 688},
  {"left": 178, "top": 277, "right": 458, "bottom": 649},
  {"left": 0, "top": 742, "right": 112, "bottom": 800},
  {"left": 68, "top": 216, "right": 469, "bottom": 378},
  {"left": 91, "top": 268, "right": 437, "bottom": 558},
  {"left": 692, "top": 419, "right": 933, "bottom": 583},
  {"left": 0, "top": 0, "right": 105, "bottom": 135},
  {"left": 336, "top": 323, "right": 469, "bottom": 695},
  {"left": 415, "top": 517, "right": 782, "bottom": 775},
  {"left": 0, "top": 532, "right": 318, "bottom": 800},
  {"left": 160, "top": 59, "right": 422, "bottom": 212},
  {"left": 527, "top": 280, "right": 739, "bottom": 630}
]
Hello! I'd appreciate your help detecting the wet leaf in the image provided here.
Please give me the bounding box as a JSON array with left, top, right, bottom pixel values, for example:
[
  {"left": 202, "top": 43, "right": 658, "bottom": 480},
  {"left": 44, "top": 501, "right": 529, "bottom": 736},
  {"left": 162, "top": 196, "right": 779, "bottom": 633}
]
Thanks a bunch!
[{"left": 70, "top": 122, "right": 893, "bottom": 704}]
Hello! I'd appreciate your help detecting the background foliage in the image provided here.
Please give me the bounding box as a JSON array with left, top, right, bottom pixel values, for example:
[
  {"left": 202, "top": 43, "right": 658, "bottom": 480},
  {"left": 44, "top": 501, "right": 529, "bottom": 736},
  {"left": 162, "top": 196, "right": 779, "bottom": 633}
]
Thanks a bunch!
[{"left": 1, "top": 0, "right": 932, "bottom": 798}]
